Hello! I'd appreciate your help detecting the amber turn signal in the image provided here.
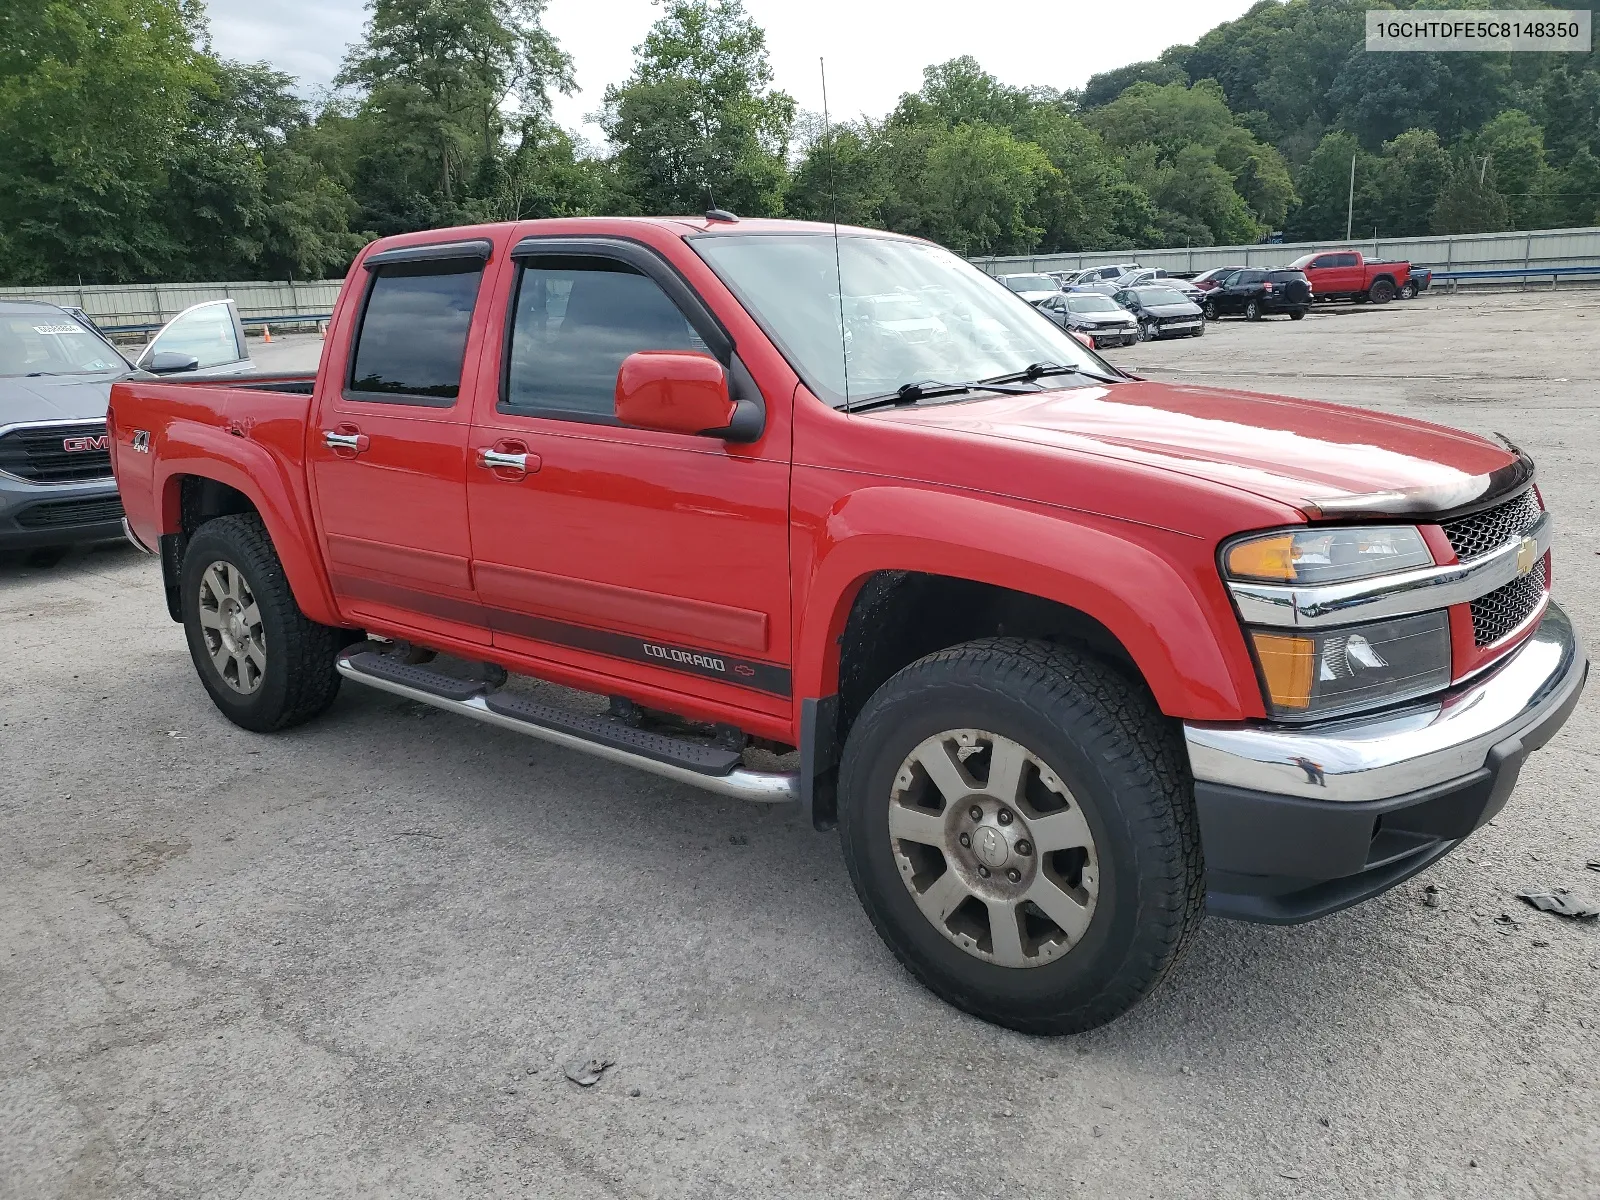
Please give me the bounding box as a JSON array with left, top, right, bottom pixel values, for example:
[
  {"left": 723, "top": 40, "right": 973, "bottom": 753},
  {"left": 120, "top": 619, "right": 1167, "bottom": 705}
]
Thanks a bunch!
[
  {"left": 1225, "top": 534, "right": 1298, "bottom": 582},
  {"left": 1248, "top": 631, "right": 1314, "bottom": 711}
]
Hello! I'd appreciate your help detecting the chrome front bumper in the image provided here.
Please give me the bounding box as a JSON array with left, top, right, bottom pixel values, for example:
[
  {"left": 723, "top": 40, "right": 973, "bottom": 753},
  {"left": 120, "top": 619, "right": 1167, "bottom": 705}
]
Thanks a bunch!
[{"left": 1185, "top": 601, "right": 1587, "bottom": 805}]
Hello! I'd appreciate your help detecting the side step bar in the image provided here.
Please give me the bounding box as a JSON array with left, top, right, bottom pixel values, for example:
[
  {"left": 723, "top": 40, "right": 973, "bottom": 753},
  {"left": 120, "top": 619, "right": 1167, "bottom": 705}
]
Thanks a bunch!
[{"left": 337, "top": 651, "right": 798, "bottom": 804}]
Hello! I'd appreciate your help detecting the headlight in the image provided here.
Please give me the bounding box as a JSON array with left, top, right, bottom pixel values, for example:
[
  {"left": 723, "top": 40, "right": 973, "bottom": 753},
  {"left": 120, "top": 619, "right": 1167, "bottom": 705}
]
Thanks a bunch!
[
  {"left": 1247, "top": 611, "right": 1451, "bottom": 721},
  {"left": 1224, "top": 525, "right": 1435, "bottom": 585}
]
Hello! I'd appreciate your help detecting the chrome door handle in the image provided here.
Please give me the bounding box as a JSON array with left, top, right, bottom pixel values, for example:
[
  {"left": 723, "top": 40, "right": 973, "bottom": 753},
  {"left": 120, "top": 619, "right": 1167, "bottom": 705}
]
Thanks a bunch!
[
  {"left": 481, "top": 450, "right": 527, "bottom": 471},
  {"left": 323, "top": 431, "right": 365, "bottom": 451}
]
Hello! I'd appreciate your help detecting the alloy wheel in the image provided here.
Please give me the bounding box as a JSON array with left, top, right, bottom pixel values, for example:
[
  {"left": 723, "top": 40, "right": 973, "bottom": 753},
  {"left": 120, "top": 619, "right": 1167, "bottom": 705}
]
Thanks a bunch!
[
  {"left": 197, "top": 560, "right": 266, "bottom": 695},
  {"left": 888, "top": 729, "right": 1100, "bottom": 968}
]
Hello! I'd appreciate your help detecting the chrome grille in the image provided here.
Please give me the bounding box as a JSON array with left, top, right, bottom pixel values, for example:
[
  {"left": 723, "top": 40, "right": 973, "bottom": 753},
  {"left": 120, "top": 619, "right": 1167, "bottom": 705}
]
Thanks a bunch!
[
  {"left": 1470, "top": 559, "right": 1546, "bottom": 646},
  {"left": 0, "top": 421, "right": 112, "bottom": 484},
  {"left": 1441, "top": 489, "right": 1541, "bottom": 562}
]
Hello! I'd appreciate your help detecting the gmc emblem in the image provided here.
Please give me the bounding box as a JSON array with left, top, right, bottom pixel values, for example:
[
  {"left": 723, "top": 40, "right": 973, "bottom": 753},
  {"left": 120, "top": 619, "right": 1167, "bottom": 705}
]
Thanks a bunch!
[{"left": 63, "top": 435, "right": 110, "bottom": 453}]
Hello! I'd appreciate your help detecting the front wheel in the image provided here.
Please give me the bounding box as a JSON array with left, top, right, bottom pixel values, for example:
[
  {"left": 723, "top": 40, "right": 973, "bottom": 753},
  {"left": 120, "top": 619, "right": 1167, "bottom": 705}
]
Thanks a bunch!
[
  {"left": 1191, "top": 320, "right": 1205, "bottom": 337},
  {"left": 837, "top": 638, "right": 1205, "bottom": 1034},
  {"left": 1399, "top": 281, "right": 1417, "bottom": 300},
  {"left": 181, "top": 513, "right": 348, "bottom": 732}
]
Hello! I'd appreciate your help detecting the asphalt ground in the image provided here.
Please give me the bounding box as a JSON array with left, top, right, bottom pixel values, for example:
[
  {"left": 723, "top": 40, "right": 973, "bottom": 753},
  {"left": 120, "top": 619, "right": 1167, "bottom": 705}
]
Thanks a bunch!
[{"left": 4, "top": 291, "right": 1598, "bottom": 1198}]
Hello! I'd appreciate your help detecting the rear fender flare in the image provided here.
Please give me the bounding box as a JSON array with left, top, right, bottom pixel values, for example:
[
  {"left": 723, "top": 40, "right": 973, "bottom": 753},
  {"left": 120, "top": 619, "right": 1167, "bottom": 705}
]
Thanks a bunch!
[
  {"left": 155, "top": 424, "right": 341, "bottom": 627},
  {"left": 794, "top": 487, "right": 1262, "bottom": 723}
]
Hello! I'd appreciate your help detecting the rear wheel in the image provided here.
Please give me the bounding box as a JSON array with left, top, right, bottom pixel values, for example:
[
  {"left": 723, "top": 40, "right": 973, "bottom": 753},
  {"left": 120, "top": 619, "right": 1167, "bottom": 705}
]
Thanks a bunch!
[
  {"left": 1368, "top": 278, "right": 1395, "bottom": 303},
  {"left": 1245, "top": 299, "right": 1262, "bottom": 321},
  {"left": 181, "top": 514, "right": 347, "bottom": 732},
  {"left": 1289, "top": 309, "right": 1306, "bottom": 321},
  {"left": 1202, "top": 300, "right": 1217, "bottom": 321},
  {"left": 837, "top": 638, "right": 1205, "bottom": 1034}
]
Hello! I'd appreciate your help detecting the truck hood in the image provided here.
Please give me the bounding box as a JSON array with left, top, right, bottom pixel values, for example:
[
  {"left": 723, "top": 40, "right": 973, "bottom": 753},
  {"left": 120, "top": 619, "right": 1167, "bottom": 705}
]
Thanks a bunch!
[
  {"left": 878, "top": 379, "right": 1521, "bottom": 517},
  {"left": 0, "top": 372, "right": 123, "bottom": 426}
]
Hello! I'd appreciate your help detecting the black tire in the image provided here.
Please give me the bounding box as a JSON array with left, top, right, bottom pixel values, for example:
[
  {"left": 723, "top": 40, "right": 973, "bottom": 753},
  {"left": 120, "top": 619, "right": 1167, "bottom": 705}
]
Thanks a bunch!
[
  {"left": 1399, "top": 281, "right": 1417, "bottom": 300},
  {"left": 1191, "top": 320, "right": 1205, "bottom": 337},
  {"left": 1368, "top": 278, "right": 1395, "bottom": 303},
  {"left": 181, "top": 513, "right": 346, "bottom": 732},
  {"left": 1202, "top": 300, "right": 1217, "bottom": 321},
  {"left": 1245, "top": 299, "right": 1262, "bottom": 321},
  {"left": 1289, "top": 309, "right": 1306, "bottom": 320},
  {"left": 837, "top": 638, "right": 1205, "bottom": 1034}
]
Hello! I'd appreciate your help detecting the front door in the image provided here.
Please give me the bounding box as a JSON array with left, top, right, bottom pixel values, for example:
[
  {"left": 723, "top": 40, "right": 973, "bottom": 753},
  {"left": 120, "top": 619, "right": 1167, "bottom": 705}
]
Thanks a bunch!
[
  {"left": 465, "top": 241, "right": 792, "bottom": 719},
  {"left": 308, "top": 243, "right": 494, "bottom": 646}
]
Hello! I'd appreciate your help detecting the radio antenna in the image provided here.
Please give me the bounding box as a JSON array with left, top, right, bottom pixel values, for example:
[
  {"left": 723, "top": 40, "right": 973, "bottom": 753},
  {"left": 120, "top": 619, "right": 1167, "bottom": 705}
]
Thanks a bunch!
[{"left": 821, "top": 57, "right": 849, "bottom": 411}]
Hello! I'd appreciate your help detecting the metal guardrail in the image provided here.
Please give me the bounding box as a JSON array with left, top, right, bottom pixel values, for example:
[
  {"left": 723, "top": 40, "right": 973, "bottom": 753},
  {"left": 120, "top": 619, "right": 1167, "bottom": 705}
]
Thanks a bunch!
[
  {"left": 93, "top": 312, "right": 334, "bottom": 336},
  {"left": 973, "top": 225, "right": 1600, "bottom": 287}
]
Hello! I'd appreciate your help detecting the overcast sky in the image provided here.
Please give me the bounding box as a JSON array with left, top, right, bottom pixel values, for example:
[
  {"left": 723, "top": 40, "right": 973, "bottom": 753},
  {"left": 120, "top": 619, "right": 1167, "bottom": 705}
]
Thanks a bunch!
[{"left": 202, "top": 0, "right": 1257, "bottom": 142}]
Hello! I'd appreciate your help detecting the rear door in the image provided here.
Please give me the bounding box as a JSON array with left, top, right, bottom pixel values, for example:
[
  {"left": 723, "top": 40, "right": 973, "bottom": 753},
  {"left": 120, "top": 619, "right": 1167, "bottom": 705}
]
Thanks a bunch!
[
  {"left": 464, "top": 237, "right": 793, "bottom": 719},
  {"left": 308, "top": 239, "right": 494, "bottom": 646}
]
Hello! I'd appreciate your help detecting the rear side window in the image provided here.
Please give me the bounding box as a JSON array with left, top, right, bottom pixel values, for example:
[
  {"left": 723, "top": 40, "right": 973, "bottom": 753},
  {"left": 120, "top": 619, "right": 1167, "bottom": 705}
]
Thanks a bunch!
[
  {"left": 1240, "top": 270, "right": 1267, "bottom": 284},
  {"left": 1335, "top": 253, "right": 1360, "bottom": 267},
  {"left": 348, "top": 260, "right": 485, "bottom": 405},
  {"left": 502, "top": 256, "right": 708, "bottom": 420}
]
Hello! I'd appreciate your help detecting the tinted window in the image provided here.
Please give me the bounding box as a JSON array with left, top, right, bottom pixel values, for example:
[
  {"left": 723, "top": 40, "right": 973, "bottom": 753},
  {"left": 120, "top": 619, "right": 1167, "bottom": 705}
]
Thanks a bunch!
[
  {"left": 503, "top": 257, "right": 707, "bottom": 419},
  {"left": 348, "top": 260, "right": 484, "bottom": 404},
  {"left": 1240, "top": 270, "right": 1268, "bottom": 284},
  {"left": 1269, "top": 270, "right": 1307, "bottom": 283},
  {"left": 1336, "top": 253, "right": 1360, "bottom": 267}
]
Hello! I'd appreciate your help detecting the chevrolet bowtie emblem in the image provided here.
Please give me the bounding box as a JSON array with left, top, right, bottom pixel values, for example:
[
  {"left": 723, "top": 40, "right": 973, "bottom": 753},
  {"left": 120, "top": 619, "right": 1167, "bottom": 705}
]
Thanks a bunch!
[{"left": 1517, "top": 536, "right": 1538, "bottom": 576}]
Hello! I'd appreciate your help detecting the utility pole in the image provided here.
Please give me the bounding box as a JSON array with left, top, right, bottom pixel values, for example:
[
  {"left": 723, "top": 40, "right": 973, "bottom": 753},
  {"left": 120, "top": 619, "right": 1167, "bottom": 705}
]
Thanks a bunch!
[{"left": 1345, "top": 152, "right": 1357, "bottom": 241}]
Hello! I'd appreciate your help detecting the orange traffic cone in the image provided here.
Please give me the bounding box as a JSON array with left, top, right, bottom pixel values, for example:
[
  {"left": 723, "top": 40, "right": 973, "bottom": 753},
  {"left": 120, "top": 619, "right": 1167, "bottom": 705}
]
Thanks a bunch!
[{"left": 262, "top": 324, "right": 272, "bottom": 344}]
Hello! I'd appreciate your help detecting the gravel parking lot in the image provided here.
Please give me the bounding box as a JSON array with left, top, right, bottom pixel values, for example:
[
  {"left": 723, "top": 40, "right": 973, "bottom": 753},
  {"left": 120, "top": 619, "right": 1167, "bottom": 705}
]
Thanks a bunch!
[{"left": 5, "top": 292, "right": 1597, "bottom": 1198}]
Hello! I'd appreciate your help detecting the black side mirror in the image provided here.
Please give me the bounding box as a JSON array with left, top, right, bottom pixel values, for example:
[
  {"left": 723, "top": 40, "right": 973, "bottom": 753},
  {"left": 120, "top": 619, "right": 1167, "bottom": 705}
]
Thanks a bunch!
[{"left": 147, "top": 351, "right": 200, "bottom": 375}]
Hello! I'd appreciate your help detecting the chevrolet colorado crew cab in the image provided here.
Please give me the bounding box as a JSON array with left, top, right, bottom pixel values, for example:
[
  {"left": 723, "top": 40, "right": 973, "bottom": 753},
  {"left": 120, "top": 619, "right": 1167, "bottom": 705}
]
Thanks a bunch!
[{"left": 109, "top": 217, "right": 1587, "bottom": 1033}]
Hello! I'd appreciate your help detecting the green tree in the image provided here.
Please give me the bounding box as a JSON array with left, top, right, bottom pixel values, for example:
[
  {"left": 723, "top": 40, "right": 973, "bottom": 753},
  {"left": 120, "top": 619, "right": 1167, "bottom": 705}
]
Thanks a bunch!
[
  {"left": 337, "top": 0, "right": 573, "bottom": 228},
  {"left": 1553, "top": 146, "right": 1600, "bottom": 226},
  {"left": 1286, "top": 131, "right": 1377, "bottom": 241},
  {"left": 907, "top": 122, "right": 1056, "bottom": 256},
  {"left": 1080, "top": 59, "right": 1186, "bottom": 110},
  {"left": 0, "top": 0, "right": 200, "bottom": 283},
  {"left": 1370, "top": 129, "right": 1451, "bottom": 238},
  {"left": 1430, "top": 152, "right": 1512, "bottom": 234},
  {"left": 1473, "top": 109, "right": 1552, "bottom": 229},
  {"left": 1086, "top": 80, "right": 1289, "bottom": 238},
  {"left": 601, "top": 0, "right": 794, "bottom": 216}
]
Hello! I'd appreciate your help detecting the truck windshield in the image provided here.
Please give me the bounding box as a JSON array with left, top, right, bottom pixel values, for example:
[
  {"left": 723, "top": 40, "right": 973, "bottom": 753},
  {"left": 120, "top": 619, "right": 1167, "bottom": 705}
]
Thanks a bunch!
[
  {"left": 1003, "top": 275, "right": 1056, "bottom": 292},
  {"left": 0, "top": 313, "right": 126, "bottom": 378},
  {"left": 691, "top": 233, "right": 1104, "bottom": 407}
]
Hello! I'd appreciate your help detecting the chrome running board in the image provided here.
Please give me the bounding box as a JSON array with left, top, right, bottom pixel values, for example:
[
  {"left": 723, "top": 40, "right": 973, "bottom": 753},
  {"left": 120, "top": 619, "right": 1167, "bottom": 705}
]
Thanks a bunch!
[{"left": 336, "top": 652, "right": 798, "bottom": 804}]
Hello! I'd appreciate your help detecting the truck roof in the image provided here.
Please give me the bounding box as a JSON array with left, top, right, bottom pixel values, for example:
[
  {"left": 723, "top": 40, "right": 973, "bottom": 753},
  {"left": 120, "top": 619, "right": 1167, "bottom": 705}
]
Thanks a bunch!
[{"left": 360, "top": 215, "right": 915, "bottom": 258}]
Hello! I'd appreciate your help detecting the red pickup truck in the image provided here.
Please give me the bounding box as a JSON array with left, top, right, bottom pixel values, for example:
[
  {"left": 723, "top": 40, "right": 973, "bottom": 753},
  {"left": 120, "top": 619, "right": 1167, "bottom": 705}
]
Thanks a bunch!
[
  {"left": 1289, "top": 249, "right": 1413, "bottom": 304},
  {"left": 109, "top": 217, "right": 1586, "bottom": 1034}
]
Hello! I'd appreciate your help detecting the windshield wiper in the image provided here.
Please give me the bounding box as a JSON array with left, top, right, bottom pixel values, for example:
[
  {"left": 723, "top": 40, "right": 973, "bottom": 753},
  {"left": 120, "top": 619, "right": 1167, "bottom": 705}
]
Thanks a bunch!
[
  {"left": 976, "top": 361, "right": 1119, "bottom": 387},
  {"left": 24, "top": 371, "right": 60, "bottom": 377},
  {"left": 849, "top": 377, "right": 1039, "bottom": 412}
]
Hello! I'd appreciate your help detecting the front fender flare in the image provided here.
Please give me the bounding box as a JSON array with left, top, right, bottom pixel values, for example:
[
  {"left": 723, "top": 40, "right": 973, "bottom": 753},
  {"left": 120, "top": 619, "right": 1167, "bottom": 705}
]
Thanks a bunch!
[{"left": 794, "top": 486, "right": 1261, "bottom": 722}]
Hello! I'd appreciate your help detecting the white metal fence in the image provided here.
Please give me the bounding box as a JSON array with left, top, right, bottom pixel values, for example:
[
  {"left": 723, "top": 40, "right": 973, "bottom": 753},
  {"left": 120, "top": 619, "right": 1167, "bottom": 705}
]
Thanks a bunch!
[
  {"left": 972, "top": 225, "right": 1600, "bottom": 283},
  {"left": 0, "top": 278, "right": 344, "bottom": 333}
]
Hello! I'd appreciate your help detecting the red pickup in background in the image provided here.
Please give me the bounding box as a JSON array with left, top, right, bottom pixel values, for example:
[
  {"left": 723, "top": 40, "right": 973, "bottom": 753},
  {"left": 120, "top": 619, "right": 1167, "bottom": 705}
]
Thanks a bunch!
[{"left": 1289, "top": 248, "right": 1413, "bottom": 303}]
